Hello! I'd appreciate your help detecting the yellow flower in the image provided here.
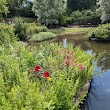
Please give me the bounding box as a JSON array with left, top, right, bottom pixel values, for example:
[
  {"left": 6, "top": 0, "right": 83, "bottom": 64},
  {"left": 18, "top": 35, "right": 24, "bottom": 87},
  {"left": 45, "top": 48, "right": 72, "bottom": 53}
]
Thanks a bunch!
[{"left": 48, "top": 77, "right": 52, "bottom": 81}]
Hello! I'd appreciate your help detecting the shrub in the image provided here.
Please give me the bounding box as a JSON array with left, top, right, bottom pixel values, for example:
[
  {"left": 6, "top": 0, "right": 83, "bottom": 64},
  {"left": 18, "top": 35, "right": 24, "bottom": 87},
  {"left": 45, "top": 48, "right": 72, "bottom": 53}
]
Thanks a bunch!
[
  {"left": 29, "top": 32, "right": 57, "bottom": 42},
  {"left": 0, "top": 23, "right": 16, "bottom": 48},
  {"left": 26, "top": 23, "right": 48, "bottom": 35},
  {"left": 59, "top": 15, "right": 67, "bottom": 26},
  {"left": 59, "top": 15, "right": 73, "bottom": 26},
  {"left": 59, "top": 10, "right": 98, "bottom": 26},
  {"left": 70, "top": 10, "right": 83, "bottom": 21},
  {"left": 88, "top": 24, "right": 110, "bottom": 39},
  {"left": 0, "top": 18, "right": 5, "bottom": 23},
  {"left": 14, "top": 17, "right": 27, "bottom": 41},
  {"left": 82, "top": 9, "right": 94, "bottom": 16},
  {"left": 70, "top": 10, "right": 98, "bottom": 24}
]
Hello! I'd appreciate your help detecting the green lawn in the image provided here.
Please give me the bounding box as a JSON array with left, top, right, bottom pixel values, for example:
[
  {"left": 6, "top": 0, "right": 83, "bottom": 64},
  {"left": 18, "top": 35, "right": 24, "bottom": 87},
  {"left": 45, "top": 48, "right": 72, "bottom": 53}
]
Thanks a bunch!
[{"left": 49, "top": 27, "right": 93, "bottom": 35}]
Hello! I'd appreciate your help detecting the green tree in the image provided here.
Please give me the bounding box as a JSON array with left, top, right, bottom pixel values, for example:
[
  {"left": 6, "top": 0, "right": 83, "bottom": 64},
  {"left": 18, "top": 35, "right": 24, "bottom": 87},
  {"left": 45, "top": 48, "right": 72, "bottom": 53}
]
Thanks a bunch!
[
  {"left": 7, "top": 0, "right": 29, "bottom": 17},
  {"left": 67, "top": 0, "right": 96, "bottom": 12},
  {"left": 97, "top": 0, "right": 110, "bottom": 23},
  {"left": 32, "top": 0, "right": 66, "bottom": 26},
  {"left": 0, "top": 0, "right": 8, "bottom": 15},
  {"left": 21, "top": 1, "right": 34, "bottom": 17}
]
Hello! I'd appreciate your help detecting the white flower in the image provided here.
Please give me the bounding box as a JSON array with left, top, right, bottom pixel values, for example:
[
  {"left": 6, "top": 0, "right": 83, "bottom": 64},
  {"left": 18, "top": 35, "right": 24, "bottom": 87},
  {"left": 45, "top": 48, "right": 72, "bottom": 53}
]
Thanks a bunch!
[{"left": 39, "top": 52, "right": 43, "bottom": 58}]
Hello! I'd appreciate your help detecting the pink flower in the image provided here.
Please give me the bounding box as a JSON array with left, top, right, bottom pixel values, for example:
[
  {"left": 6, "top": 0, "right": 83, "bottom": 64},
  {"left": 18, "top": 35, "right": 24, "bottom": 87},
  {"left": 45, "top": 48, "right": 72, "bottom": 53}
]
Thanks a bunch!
[
  {"left": 64, "top": 58, "right": 70, "bottom": 66},
  {"left": 71, "top": 51, "right": 74, "bottom": 55},
  {"left": 64, "top": 58, "right": 68, "bottom": 63},
  {"left": 73, "top": 57, "right": 76, "bottom": 62},
  {"left": 78, "top": 63, "right": 82, "bottom": 67},
  {"left": 69, "top": 55, "right": 73, "bottom": 59},
  {"left": 78, "top": 63, "right": 84, "bottom": 70},
  {"left": 70, "top": 62, "right": 74, "bottom": 66},
  {"left": 80, "top": 66, "right": 84, "bottom": 70}
]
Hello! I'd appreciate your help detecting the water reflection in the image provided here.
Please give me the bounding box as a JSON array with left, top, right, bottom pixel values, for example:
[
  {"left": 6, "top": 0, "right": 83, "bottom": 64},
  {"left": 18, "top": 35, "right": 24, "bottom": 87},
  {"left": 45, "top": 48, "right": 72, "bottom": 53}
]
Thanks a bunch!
[
  {"left": 84, "top": 70, "right": 110, "bottom": 110},
  {"left": 55, "top": 34, "right": 110, "bottom": 110}
]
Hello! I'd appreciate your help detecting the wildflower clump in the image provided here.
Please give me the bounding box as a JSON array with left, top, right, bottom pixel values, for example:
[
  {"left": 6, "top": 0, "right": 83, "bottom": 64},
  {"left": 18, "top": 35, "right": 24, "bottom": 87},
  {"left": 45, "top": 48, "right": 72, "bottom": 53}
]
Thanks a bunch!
[{"left": 0, "top": 42, "right": 94, "bottom": 110}]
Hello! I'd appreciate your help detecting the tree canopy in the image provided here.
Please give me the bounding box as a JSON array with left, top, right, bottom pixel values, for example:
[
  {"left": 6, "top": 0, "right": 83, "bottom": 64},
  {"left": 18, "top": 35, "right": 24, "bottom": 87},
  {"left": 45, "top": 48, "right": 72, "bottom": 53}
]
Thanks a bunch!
[
  {"left": 97, "top": 0, "right": 110, "bottom": 23},
  {"left": 67, "top": 0, "right": 96, "bottom": 12},
  {"left": 32, "top": 0, "right": 66, "bottom": 26},
  {"left": 7, "top": 0, "right": 34, "bottom": 17}
]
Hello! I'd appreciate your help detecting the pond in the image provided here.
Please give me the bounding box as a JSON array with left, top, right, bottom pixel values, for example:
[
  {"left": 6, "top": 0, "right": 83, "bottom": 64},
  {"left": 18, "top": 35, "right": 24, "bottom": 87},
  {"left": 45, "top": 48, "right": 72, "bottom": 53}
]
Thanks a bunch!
[{"left": 54, "top": 34, "right": 110, "bottom": 110}]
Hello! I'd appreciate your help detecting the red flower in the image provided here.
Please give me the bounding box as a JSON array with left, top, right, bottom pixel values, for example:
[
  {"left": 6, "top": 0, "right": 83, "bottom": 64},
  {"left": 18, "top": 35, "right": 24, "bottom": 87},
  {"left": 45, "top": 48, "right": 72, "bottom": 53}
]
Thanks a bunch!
[
  {"left": 34, "top": 65, "right": 41, "bottom": 72},
  {"left": 43, "top": 72, "right": 50, "bottom": 78}
]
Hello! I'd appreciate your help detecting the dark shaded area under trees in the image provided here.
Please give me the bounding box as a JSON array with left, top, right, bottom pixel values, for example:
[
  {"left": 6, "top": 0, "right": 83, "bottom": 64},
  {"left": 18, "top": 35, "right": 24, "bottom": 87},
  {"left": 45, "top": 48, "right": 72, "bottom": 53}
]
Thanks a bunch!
[{"left": 7, "top": 0, "right": 35, "bottom": 17}]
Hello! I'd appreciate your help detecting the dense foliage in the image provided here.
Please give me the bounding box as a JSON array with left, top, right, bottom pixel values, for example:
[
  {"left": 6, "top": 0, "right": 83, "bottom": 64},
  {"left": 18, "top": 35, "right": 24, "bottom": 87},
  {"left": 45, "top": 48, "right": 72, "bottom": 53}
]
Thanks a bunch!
[
  {"left": 14, "top": 17, "right": 27, "bottom": 41},
  {"left": 0, "top": 23, "right": 16, "bottom": 47},
  {"left": 67, "top": 0, "right": 96, "bottom": 12},
  {"left": 97, "top": 0, "right": 110, "bottom": 23},
  {"left": 0, "top": 23, "right": 94, "bottom": 110},
  {"left": 26, "top": 23, "right": 48, "bottom": 36},
  {"left": 59, "top": 9, "right": 99, "bottom": 26},
  {"left": 7, "top": 0, "right": 34, "bottom": 17},
  {"left": 32, "top": 0, "right": 66, "bottom": 26},
  {"left": 13, "top": 18, "right": 48, "bottom": 41},
  {"left": 88, "top": 24, "right": 110, "bottom": 39},
  {"left": 0, "top": 0, "right": 102, "bottom": 26},
  {"left": 70, "top": 10, "right": 97, "bottom": 23},
  {"left": 0, "top": 0, "right": 8, "bottom": 16}
]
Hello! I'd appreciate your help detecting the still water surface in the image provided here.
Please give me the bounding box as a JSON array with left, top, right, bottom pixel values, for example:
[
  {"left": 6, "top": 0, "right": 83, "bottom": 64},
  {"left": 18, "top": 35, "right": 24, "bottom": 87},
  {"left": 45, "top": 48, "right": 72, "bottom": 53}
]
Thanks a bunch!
[{"left": 55, "top": 34, "right": 110, "bottom": 110}]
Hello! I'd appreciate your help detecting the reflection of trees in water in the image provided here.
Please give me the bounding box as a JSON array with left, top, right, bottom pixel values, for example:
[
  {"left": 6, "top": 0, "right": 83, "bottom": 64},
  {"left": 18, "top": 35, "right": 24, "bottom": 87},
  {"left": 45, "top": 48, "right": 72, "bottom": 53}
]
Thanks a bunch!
[
  {"left": 83, "top": 78, "right": 104, "bottom": 110},
  {"left": 96, "top": 53, "right": 110, "bottom": 72},
  {"left": 80, "top": 41, "right": 110, "bottom": 72}
]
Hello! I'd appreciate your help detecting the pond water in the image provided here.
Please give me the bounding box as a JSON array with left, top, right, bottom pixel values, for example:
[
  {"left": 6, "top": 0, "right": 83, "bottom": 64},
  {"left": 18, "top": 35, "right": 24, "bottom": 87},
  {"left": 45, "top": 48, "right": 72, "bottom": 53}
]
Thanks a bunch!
[{"left": 54, "top": 34, "right": 110, "bottom": 110}]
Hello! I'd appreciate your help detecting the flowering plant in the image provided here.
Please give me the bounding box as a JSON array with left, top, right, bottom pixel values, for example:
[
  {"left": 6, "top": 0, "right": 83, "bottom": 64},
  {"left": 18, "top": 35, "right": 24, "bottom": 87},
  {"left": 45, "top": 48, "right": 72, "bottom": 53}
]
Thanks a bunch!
[{"left": 34, "top": 65, "right": 51, "bottom": 79}]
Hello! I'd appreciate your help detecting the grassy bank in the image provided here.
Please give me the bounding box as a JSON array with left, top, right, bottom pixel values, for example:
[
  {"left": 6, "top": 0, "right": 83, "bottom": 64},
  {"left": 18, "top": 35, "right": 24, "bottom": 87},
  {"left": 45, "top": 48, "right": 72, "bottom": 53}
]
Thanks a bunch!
[{"left": 49, "top": 27, "right": 92, "bottom": 35}]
